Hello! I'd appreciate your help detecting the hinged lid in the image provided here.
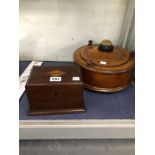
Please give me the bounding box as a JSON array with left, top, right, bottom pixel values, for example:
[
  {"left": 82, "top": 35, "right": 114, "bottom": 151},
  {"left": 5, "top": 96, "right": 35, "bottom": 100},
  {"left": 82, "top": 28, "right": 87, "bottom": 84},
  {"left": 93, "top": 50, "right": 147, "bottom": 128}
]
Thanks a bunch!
[
  {"left": 26, "top": 65, "right": 83, "bottom": 85},
  {"left": 74, "top": 39, "right": 134, "bottom": 73},
  {"left": 79, "top": 39, "right": 130, "bottom": 67}
]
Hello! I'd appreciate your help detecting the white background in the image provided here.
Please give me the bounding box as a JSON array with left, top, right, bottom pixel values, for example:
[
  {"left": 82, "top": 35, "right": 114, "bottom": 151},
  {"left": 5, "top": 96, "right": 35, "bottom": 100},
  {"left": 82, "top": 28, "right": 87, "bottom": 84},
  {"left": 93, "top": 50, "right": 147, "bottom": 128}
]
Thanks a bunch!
[{"left": 19, "top": 0, "right": 128, "bottom": 61}]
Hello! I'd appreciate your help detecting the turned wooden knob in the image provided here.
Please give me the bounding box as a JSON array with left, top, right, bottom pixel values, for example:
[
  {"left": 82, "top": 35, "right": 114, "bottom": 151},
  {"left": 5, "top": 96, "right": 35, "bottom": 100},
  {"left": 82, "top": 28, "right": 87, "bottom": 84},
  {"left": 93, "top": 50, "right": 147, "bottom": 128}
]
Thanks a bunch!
[{"left": 88, "top": 40, "right": 93, "bottom": 45}]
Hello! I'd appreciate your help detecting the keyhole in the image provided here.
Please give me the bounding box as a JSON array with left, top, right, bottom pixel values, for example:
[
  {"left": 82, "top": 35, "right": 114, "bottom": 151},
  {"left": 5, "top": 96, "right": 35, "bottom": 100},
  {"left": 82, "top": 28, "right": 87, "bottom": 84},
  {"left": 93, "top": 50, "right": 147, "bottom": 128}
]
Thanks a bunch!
[{"left": 54, "top": 92, "right": 58, "bottom": 96}]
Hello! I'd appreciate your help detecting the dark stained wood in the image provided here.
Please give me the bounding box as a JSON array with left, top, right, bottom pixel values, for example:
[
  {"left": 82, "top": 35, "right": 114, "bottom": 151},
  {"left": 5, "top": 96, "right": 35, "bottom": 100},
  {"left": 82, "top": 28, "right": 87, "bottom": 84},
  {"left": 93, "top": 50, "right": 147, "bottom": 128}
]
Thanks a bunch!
[
  {"left": 25, "top": 65, "right": 85, "bottom": 115},
  {"left": 73, "top": 40, "right": 135, "bottom": 92}
]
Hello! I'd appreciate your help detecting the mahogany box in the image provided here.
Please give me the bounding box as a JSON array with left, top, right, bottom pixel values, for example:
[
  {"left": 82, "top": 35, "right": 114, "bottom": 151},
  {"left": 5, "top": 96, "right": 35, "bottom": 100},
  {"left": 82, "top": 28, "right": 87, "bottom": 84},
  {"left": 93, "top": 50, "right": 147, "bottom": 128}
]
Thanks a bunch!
[{"left": 25, "top": 65, "right": 85, "bottom": 115}]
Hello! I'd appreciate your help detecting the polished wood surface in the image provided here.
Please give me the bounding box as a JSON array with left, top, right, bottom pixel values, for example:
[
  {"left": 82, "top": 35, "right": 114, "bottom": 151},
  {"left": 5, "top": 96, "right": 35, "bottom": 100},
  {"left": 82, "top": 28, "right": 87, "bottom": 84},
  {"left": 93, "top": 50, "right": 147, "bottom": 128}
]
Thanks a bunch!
[
  {"left": 80, "top": 67, "right": 132, "bottom": 92},
  {"left": 73, "top": 40, "right": 135, "bottom": 92},
  {"left": 79, "top": 45, "right": 130, "bottom": 67},
  {"left": 25, "top": 65, "right": 85, "bottom": 115}
]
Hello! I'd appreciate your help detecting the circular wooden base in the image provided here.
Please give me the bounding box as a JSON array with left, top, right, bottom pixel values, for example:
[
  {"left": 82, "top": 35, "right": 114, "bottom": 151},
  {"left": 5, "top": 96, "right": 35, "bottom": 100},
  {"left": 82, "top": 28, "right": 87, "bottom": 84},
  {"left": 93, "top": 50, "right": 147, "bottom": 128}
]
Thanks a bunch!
[{"left": 84, "top": 83, "right": 130, "bottom": 93}]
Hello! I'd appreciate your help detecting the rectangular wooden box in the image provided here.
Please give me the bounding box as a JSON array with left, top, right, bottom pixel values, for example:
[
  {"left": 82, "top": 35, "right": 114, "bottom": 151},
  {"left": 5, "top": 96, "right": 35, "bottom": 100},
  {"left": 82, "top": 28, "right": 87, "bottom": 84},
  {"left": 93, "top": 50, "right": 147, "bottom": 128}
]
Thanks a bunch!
[{"left": 25, "top": 65, "right": 85, "bottom": 115}]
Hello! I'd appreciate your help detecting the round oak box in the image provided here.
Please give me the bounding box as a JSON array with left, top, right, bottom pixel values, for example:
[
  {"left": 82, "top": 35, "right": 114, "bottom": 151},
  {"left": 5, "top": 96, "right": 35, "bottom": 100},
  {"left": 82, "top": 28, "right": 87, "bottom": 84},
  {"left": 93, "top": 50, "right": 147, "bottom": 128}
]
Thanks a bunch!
[{"left": 73, "top": 39, "right": 135, "bottom": 93}]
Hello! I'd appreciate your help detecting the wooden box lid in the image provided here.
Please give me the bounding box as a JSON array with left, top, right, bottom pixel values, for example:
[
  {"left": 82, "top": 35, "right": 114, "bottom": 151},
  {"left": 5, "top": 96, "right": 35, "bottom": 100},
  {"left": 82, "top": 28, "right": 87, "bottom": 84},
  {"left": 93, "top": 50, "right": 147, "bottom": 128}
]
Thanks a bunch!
[
  {"left": 74, "top": 39, "right": 134, "bottom": 72},
  {"left": 26, "top": 65, "right": 83, "bottom": 86}
]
